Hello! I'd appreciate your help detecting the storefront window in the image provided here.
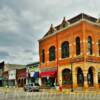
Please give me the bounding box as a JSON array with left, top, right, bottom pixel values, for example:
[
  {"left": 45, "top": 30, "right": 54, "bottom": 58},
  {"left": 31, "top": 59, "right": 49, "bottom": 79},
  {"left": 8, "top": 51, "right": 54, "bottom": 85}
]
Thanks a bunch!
[
  {"left": 87, "top": 67, "right": 94, "bottom": 86},
  {"left": 77, "top": 68, "right": 84, "bottom": 87},
  {"left": 62, "top": 69, "right": 72, "bottom": 85}
]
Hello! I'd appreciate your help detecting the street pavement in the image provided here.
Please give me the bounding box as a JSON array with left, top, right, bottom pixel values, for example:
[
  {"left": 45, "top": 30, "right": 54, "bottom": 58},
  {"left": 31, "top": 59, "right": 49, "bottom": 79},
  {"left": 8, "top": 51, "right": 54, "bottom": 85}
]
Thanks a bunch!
[{"left": 0, "top": 88, "right": 100, "bottom": 100}]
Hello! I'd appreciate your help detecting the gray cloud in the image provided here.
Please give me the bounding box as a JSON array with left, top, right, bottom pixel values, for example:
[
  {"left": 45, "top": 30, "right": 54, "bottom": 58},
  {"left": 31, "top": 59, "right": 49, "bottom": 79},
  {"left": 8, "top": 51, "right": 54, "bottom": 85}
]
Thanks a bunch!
[
  {"left": 0, "top": 51, "right": 9, "bottom": 59},
  {"left": 0, "top": 0, "right": 100, "bottom": 64}
]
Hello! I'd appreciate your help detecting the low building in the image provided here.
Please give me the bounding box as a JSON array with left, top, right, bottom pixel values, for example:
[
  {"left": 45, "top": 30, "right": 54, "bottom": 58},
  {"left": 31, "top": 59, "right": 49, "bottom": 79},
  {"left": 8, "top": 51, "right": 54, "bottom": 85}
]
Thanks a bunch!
[
  {"left": 17, "top": 68, "right": 26, "bottom": 87},
  {"left": 3, "top": 64, "right": 25, "bottom": 87},
  {"left": 26, "top": 62, "right": 39, "bottom": 85},
  {"left": 3, "top": 71, "right": 8, "bottom": 86},
  {"left": 0, "top": 61, "right": 4, "bottom": 86},
  {"left": 8, "top": 70, "right": 16, "bottom": 87}
]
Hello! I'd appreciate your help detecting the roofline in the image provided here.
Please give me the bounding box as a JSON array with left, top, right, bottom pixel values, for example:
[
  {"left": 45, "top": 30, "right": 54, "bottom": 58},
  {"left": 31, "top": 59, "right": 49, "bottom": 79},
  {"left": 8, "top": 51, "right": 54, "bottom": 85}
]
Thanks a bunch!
[
  {"left": 38, "top": 19, "right": 100, "bottom": 42},
  {"left": 26, "top": 61, "right": 40, "bottom": 66}
]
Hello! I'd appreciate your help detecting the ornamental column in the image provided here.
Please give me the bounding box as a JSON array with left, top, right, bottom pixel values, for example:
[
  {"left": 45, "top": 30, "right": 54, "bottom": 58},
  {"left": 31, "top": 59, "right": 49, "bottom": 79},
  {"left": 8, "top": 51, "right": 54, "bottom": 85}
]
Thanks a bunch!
[
  {"left": 72, "top": 71, "right": 78, "bottom": 89},
  {"left": 58, "top": 68, "right": 62, "bottom": 86},
  {"left": 83, "top": 71, "right": 88, "bottom": 90},
  {"left": 94, "top": 72, "right": 99, "bottom": 90}
]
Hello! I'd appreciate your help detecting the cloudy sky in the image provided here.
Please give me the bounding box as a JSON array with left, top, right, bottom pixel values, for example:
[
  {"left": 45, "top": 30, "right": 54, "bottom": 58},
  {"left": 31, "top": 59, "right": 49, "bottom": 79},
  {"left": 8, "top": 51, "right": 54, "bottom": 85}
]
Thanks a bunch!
[{"left": 0, "top": 0, "right": 100, "bottom": 65}]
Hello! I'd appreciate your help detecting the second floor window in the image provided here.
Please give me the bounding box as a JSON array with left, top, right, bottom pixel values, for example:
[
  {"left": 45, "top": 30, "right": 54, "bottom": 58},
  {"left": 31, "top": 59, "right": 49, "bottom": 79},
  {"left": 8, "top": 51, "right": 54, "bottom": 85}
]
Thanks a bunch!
[
  {"left": 98, "top": 40, "right": 100, "bottom": 56},
  {"left": 61, "top": 41, "right": 69, "bottom": 58},
  {"left": 88, "top": 36, "right": 93, "bottom": 55},
  {"left": 42, "top": 49, "right": 45, "bottom": 63},
  {"left": 76, "top": 37, "right": 81, "bottom": 55},
  {"left": 49, "top": 46, "right": 56, "bottom": 61}
]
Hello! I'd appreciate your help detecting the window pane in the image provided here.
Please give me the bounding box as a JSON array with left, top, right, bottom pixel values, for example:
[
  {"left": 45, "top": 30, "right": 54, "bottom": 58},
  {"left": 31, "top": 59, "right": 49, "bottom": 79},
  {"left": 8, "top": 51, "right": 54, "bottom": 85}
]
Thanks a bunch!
[
  {"left": 61, "top": 41, "right": 69, "bottom": 58},
  {"left": 76, "top": 37, "right": 80, "bottom": 55},
  {"left": 88, "top": 36, "right": 92, "bottom": 55},
  {"left": 49, "top": 46, "right": 56, "bottom": 61}
]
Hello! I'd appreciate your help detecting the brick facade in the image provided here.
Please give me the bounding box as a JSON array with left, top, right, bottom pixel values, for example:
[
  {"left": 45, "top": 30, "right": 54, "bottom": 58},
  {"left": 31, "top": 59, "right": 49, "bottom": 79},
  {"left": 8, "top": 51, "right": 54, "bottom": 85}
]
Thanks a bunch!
[{"left": 39, "top": 13, "right": 100, "bottom": 90}]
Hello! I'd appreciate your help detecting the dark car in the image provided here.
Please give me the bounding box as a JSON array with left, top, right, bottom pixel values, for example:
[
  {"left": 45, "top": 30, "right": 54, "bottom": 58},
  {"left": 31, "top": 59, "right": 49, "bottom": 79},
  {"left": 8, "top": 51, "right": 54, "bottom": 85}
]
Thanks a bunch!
[{"left": 24, "top": 83, "right": 40, "bottom": 92}]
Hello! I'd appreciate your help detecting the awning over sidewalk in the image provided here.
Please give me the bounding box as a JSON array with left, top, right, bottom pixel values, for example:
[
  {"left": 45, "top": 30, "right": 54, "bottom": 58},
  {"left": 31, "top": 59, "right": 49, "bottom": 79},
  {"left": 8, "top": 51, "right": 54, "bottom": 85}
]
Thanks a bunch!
[
  {"left": 30, "top": 72, "right": 39, "bottom": 78},
  {"left": 39, "top": 71, "right": 57, "bottom": 77}
]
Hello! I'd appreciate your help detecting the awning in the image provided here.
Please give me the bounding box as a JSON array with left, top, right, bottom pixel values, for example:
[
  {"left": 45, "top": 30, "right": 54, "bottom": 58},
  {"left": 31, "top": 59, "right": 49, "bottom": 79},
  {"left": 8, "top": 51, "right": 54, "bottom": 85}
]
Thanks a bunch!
[
  {"left": 30, "top": 72, "right": 39, "bottom": 78},
  {"left": 39, "top": 71, "right": 57, "bottom": 77}
]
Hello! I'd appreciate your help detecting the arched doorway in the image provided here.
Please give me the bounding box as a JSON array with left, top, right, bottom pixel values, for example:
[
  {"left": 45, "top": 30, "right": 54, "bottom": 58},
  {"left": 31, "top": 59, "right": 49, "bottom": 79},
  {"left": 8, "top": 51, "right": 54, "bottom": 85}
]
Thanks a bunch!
[
  {"left": 87, "top": 67, "right": 94, "bottom": 87},
  {"left": 77, "top": 68, "right": 84, "bottom": 87},
  {"left": 62, "top": 69, "right": 72, "bottom": 88}
]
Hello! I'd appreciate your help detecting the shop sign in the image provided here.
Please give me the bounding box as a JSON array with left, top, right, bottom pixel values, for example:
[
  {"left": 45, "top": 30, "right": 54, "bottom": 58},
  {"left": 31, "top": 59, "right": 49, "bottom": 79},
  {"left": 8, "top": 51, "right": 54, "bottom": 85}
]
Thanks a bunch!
[
  {"left": 86, "top": 57, "right": 100, "bottom": 63},
  {"left": 30, "top": 72, "right": 34, "bottom": 77},
  {"left": 29, "top": 67, "right": 39, "bottom": 73},
  {"left": 71, "top": 57, "right": 84, "bottom": 63},
  {"left": 9, "top": 70, "right": 16, "bottom": 80}
]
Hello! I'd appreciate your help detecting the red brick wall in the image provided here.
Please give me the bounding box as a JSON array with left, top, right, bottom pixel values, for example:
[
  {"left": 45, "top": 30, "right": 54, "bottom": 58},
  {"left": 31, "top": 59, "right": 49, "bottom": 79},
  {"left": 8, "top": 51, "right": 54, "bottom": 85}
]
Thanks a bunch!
[{"left": 39, "top": 21, "right": 100, "bottom": 69}]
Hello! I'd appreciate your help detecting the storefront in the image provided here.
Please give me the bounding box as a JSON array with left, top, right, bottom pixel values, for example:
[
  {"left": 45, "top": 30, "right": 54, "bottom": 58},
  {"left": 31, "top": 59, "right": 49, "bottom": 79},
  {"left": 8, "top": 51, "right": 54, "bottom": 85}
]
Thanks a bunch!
[
  {"left": 3, "top": 71, "right": 8, "bottom": 86},
  {"left": 29, "top": 71, "right": 39, "bottom": 84},
  {"left": 39, "top": 70, "right": 57, "bottom": 87},
  {"left": 0, "top": 61, "right": 4, "bottom": 87},
  {"left": 17, "top": 68, "right": 26, "bottom": 87},
  {"left": 8, "top": 70, "right": 16, "bottom": 87},
  {"left": 26, "top": 62, "right": 39, "bottom": 85}
]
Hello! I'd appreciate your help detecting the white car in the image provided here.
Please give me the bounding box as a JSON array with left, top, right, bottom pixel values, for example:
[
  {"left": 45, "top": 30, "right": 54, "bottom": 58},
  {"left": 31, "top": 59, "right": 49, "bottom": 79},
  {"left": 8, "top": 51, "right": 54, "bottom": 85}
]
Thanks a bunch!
[{"left": 24, "top": 83, "right": 40, "bottom": 92}]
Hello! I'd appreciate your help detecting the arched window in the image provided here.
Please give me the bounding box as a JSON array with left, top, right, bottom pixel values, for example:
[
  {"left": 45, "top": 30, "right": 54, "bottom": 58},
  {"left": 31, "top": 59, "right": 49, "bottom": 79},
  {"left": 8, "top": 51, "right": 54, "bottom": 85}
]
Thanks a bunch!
[
  {"left": 77, "top": 68, "right": 84, "bottom": 87},
  {"left": 61, "top": 41, "right": 69, "bottom": 58},
  {"left": 49, "top": 46, "right": 56, "bottom": 61},
  {"left": 62, "top": 69, "right": 72, "bottom": 85},
  {"left": 42, "top": 49, "right": 45, "bottom": 63},
  {"left": 88, "top": 36, "right": 92, "bottom": 55},
  {"left": 76, "top": 37, "right": 81, "bottom": 55},
  {"left": 98, "top": 40, "right": 100, "bottom": 56}
]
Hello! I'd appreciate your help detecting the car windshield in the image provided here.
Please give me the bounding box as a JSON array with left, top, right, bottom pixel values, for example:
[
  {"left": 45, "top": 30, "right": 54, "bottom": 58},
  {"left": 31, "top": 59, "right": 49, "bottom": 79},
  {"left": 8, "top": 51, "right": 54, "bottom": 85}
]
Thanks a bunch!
[{"left": 35, "top": 83, "right": 39, "bottom": 86}]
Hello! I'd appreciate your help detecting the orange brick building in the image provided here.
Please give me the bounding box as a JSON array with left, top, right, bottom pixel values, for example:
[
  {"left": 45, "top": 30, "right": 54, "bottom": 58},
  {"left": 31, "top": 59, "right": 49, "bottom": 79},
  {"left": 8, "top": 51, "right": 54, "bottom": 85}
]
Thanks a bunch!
[{"left": 39, "top": 13, "right": 100, "bottom": 90}]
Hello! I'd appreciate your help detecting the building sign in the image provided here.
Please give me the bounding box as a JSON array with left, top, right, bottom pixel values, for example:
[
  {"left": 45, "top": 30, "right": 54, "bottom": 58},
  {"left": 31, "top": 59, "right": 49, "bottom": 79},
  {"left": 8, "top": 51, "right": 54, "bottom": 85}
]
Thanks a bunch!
[
  {"left": 29, "top": 67, "right": 39, "bottom": 72},
  {"left": 9, "top": 70, "right": 16, "bottom": 80},
  {"left": 86, "top": 57, "right": 100, "bottom": 63},
  {"left": 71, "top": 57, "right": 84, "bottom": 63}
]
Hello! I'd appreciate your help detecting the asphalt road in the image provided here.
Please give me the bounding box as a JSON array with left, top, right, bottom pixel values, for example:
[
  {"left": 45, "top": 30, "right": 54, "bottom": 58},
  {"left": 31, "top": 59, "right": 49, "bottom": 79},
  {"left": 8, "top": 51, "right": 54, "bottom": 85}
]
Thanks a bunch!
[
  {"left": 0, "top": 92, "right": 100, "bottom": 100},
  {"left": 0, "top": 88, "right": 100, "bottom": 100}
]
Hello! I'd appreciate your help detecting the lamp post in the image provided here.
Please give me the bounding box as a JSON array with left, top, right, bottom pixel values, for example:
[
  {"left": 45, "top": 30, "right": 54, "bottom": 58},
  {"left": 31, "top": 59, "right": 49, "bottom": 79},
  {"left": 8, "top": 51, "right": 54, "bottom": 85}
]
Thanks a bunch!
[{"left": 71, "top": 63, "right": 73, "bottom": 92}]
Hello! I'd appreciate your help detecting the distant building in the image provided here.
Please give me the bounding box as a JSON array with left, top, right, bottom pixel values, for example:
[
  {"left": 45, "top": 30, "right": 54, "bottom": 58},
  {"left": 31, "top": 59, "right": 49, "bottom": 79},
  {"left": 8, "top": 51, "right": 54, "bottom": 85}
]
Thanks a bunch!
[
  {"left": 0, "top": 61, "right": 4, "bottom": 86},
  {"left": 3, "top": 64, "right": 25, "bottom": 87},
  {"left": 17, "top": 68, "right": 26, "bottom": 87},
  {"left": 39, "top": 13, "right": 100, "bottom": 90},
  {"left": 26, "top": 62, "right": 39, "bottom": 85},
  {"left": 3, "top": 71, "right": 8, "bottom": 86}
]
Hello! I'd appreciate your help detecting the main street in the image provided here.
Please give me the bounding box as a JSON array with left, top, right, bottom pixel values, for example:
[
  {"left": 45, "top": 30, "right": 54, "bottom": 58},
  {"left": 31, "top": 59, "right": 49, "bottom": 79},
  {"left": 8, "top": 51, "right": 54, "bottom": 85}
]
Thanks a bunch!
[{"left": 0, "top": 88, "right": 100, "bottom": 100}]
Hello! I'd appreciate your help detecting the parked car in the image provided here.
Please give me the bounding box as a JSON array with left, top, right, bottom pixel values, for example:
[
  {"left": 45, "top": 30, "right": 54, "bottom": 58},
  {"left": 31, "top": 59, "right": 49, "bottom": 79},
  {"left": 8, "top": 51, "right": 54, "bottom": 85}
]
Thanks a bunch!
[{"left": 24, "top": 83, "right": 40, "bottom": 92}]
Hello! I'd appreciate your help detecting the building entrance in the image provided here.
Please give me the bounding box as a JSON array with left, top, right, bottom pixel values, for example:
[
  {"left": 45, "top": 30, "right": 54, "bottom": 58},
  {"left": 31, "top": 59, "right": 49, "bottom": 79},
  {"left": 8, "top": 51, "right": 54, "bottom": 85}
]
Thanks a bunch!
[
  {"left": 77, "top": 68, "right": 84, "bottom": 87},
  {"left": 87, "top": 67, "right": 94, "bottom": 87},
  {"left": 62, "top": 69, "right": 72, "bottom": 88}
]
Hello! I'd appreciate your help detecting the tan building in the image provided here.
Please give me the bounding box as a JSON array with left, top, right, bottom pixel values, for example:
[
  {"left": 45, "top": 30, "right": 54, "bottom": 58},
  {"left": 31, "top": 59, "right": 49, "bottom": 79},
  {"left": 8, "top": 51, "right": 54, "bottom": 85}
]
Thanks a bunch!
[{"left": 39, "top": 13, "right": 100, "bottom": 90}]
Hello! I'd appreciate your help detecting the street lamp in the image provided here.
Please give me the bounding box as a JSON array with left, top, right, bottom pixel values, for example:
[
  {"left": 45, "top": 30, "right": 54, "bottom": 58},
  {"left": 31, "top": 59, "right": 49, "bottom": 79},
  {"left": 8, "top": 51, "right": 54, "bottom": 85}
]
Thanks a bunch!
[{"left": 71, "top": 63, "right": 73, "bottom": 92}]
